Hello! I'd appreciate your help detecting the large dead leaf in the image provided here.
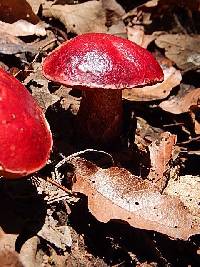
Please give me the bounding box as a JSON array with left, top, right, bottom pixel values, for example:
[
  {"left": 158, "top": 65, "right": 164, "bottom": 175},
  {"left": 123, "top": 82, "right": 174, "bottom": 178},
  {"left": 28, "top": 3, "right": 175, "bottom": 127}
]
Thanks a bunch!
[
  {"left": 70, "top": 157, "right": 200, "bottom": 240},
  {"left": 0, "top": 0, "right": 39, "bottom": 24},
  {"left": 0, "top": 20, "right": 46, "bottom": 36},
  {"left": 155, "top": 34, "right": 200, "bottom": 71},
  {"left": 43, "top": 1, "right": 107, "bottom": 34},
  {"left": 159, "top": 86, "right": 200, "bottom": 114},
  {"left": 123, "top": 66, "right": 182, "bottom": 101}
]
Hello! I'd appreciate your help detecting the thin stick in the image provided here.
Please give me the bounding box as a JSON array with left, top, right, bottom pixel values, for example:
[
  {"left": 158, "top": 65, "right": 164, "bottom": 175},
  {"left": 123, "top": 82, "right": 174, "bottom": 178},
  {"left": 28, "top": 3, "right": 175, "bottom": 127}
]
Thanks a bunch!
[{"left": 46, "top": 176, "right": 73, "bottom": 195}]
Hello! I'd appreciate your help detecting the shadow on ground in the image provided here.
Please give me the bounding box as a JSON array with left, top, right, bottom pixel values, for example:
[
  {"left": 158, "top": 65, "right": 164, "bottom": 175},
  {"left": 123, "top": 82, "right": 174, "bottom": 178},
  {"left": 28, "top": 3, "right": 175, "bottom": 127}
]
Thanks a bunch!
[{"left": 0, "top": 178, "right": 47, "bottom": 252}]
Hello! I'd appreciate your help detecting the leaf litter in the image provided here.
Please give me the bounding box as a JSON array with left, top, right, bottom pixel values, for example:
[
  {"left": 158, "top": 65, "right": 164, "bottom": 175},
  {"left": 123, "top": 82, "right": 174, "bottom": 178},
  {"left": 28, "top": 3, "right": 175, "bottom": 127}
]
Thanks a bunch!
[{"left": 0, "top": 0, "right": 200, "bottom": 266}]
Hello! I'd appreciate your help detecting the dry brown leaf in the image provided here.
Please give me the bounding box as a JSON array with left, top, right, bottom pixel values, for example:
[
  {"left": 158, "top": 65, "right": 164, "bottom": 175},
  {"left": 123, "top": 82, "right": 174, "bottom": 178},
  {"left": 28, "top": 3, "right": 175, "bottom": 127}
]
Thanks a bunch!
[
  {"left": 0, "top": 31, "right": 36, "bottom": 54},
  {"left": 159, "top": 86, "right": 200, "bottom": 114},
  {"left": 71, "top": 157, "right": 200, "bottom": 240},
  {"left": 148, "top": 132, "right": 177, "bottom": 191},
  {"left": 107, "top": 20, "right": 126, "bottom": 38},
  {"left": 135, "top": 117, "right": 164, "bottom": 149},
  {"left": 144, "top": 0, "right": 159, "bottom": 7},
  {"left": 123, "top": 66, "right": 182, "bottom": 101},
  {"left": 127, "top": 28, "right": 164, "bottom": 49},
  {"left": 0, "top": 20, "right": 46, "bottom": 36},
  {"left": 0, "top": 228, "right": 24, "bottom": 267},
  {"left": 148, "top": 0, "right": 200, "bottom": 12},
  {"left": 127, "top": 0, "right": 200, "bottom": 24},
  {"left": 26, "top": 0, "right": 42, "bottom": 14},
  {"left": 43, "top": 1, "right": 107, "bottom": 34},
  {"left": 190, "top": 105, "right": 200, "bottom": 135},
  {"left": 102, "top": 0, "right": 125, "bottom": 17},
  {"left": 37, "top": 217, "right": 72, "bottom": 250},
  {"left": 165, "top": 175, "right": 200, "bottom": 220},
  {"left": 55, "top": 86, "right": 81, "bottom": 113},
  {"left": 0, "top": 249, "right": 24, "bottom": 267},
  {"left": 0, "top": 0, "right": 39, "bottom": 24},
  {"left": 155, "top": 34, "right": 200, "bottom": 71},
  {"left": 127, "top": 25, "right": 145, "bottom": 46},
  {"left": 24, "top": 67, "right": 59, "bottom": 111}
]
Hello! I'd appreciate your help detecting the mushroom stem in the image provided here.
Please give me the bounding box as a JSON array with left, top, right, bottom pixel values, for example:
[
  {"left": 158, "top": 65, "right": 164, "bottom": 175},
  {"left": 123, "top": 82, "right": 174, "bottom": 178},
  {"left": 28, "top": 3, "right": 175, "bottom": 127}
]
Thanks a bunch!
[{"left": 77, "top": 88, "right": 122, "bottom": 145}]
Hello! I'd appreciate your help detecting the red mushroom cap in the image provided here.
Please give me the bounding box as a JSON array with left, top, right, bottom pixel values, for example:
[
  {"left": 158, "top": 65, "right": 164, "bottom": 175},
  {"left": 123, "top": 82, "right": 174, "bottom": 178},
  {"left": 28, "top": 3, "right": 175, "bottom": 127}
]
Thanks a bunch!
[
  {"left": 42, "top": 33, "right": 163, "bottom": 89},
  {"left": 0, "top": 68, "right": 52, "bottom": 178}
]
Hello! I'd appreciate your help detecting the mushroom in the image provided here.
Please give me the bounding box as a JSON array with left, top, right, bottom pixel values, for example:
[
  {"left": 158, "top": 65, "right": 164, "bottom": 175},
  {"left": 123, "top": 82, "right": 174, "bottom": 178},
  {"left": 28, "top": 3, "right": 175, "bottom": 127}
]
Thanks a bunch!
[
  {"left": 0, "top": 68, "right": 52, "bottom": 178},
  {"left": 42, "top": 33, "right": 163, "bottom": 145}
]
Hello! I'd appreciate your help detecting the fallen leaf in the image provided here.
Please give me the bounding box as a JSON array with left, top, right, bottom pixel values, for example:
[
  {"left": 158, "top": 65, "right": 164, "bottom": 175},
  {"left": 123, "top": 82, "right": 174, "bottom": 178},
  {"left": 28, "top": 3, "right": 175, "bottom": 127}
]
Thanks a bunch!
[
  {"left": 189, "top": 105, "right": 200, "bottom": 135},
  {"left": 38, "top": 217, "right": 72, "bottom": 250},
  {"left": 102, "top": 0, "right": 125, "bottom": 17},
  {"left": 24, "top": 68, "right": 59, "bottom": 111},
  {"left": 0, "top": 31, "right": 36, "bottom": 54},
  {"left": 123, "top": 66, "right": 182, "bottom": 101},
  {"left": 0, "top": 0, "right": 39, "bottom": 24},
  {"left": 0, "top": 227, "right": 37, "bottom": 267},
  {"left": 54, "top": 86, "right": 81, "bottom": 113},
  {"left": 0, "top": 20, "right": 46, "bottom": 36},
  {"left": 127, "top": 29, "right": 164, "bottom": 49},
  {"left": 70, "top": 157, "right": 200, "bottom": 240},
  {"left": 159, "top": 86, "right": 200, "bottom": 114},
  {"left": 0, "top": 249, "right": 24, "bottom": 267},
  {"left": 148, "top": 132, "right": 177, "bottom": 191},
  {"left": 155, "top": 34, "right": 200, "bottom": 71},
  {"left": 144, "top": 0, "right": 159, "bottom": 7},
  {"left": 102, "top": 0, "right": 125, "bottom": 35},
  {"left": 107, "top": 20, "right": 126, "bottom": 37},
  {"left": 26, "top": 0, "right": 42, "bottom": 14},
  {"left": 43, "top": 1, "right": 107, "bottom": 34},
  {"left": 165, "top": 175, "right": 200, "bottom": 220},
  {"left": 148, "top": 0, "right": 200, "bottom": 12},
  {"left": 135, "top": 117, "right": 164, "bottom": 149},
  {"left": 127, "top": 25, "right": 145, "bottom": 46}
]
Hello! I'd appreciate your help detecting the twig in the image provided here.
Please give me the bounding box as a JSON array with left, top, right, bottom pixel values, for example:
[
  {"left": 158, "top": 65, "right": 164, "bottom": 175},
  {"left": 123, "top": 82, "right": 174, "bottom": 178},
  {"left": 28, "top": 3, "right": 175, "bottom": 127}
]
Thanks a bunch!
[{"left": 46, "top": 176, "right": 73, "bottom": 195}]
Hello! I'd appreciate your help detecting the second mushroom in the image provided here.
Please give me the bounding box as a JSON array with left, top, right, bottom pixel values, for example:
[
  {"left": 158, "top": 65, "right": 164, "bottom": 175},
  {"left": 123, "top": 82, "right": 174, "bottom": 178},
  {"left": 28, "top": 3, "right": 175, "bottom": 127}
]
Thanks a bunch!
[{"left": 42, "top": 33, "right": 163, "bottom": 145}]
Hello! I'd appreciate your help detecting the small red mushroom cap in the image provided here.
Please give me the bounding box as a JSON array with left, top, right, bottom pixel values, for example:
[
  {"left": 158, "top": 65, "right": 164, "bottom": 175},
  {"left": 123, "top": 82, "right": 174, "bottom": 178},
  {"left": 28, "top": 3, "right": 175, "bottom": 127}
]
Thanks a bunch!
[
  {"left": 0, "top": 68, "right": 52, "bottom": 178},
  {"left": 42, "top": 33, "right": 164, "bottom": 89}
]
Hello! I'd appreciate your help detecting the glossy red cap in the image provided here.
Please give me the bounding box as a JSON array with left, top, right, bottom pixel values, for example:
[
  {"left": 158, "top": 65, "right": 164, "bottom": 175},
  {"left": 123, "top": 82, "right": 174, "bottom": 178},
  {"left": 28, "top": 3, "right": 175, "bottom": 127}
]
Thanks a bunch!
[
  {"left": 42, "top": 33, "right": 164, "bottom": 90},
  {"left": 0, "top": 68, "right": 52, "bottom": 178}
]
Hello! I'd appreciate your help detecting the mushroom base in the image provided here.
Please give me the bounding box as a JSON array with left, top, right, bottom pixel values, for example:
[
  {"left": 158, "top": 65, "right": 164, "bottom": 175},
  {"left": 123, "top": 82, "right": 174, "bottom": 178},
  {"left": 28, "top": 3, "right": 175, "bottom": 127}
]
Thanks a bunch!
[{"left": 77, "top": 89, "right": 122, "bottom": 146}]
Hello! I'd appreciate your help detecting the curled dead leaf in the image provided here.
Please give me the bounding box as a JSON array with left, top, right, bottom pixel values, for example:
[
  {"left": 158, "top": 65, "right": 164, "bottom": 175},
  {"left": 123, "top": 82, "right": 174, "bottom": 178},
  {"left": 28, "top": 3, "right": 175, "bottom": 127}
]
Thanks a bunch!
[
  {"left": 70, "top": 157, "right": 200, "bottom": 240},
  {"left": 148, "top": 132, "right": 177, "bottom": 191},
  {"left": 159, "top": 86, "right": 200, "bottom": 114},
  {"left": 43, "top": 1, "right": 107, "bottom": 34},
  {"left": 155, "top": 34, "right": 200, "bottom": 71},
  {"left": 123, "top": 66, "right": 182, "bottom": 101}
]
